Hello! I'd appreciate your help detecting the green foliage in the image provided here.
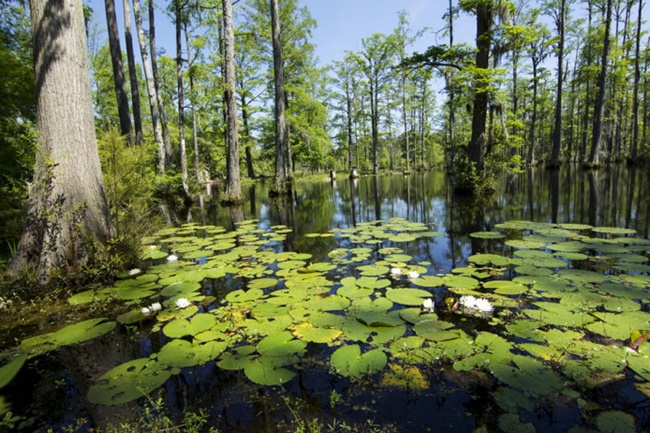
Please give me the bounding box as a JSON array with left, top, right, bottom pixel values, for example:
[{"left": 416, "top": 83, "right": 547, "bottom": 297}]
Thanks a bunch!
[{"left": 98, "top": 128, "right": 161, "bottom": 267}]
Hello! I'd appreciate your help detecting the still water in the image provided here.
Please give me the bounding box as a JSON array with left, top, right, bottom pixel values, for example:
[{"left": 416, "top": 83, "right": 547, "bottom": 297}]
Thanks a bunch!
[
  {"left": 198, "top": 165, "right": 649, "bottom": 270},
  {"left": 3, "top": 164, "right": 650, "bottom": 432}
]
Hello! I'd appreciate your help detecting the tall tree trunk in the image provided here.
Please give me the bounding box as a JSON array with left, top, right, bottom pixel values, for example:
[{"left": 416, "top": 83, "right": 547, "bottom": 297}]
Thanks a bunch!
[
  {"left": 346, "top": 81, "right": 354, "bottom": 171},
  {"left": 104, "top": 0, "right": 132, "bottom": 140},
  {"left": 149, "top": 0, "right": 172, "bottom": 165},
  {"left": 528, "top": 60, "right": 539, "bottom": 165},
  {"left": 175, "top": 0, "right": 189, "bottom": 194},
  {"left": 132, "top": 0, "right": 165, "bottom": 173},
  {"left": 184, "top": 24, "right": 201, "bottom": 184},
  {"left": 122, "top": 0, "right": 143, "bottom": 144},
  {"left": 401, "top": 75, "right": 410, "bottom": 173},
  {"left": 447, "top": 0, "right": 456, "bottom": 168},
  {"left": 580, "top": 3, "right": 594, "bottom": 162},
  {"left": 221, "top": 0, "right": 243, "bottom": 204},
  {"left": 468, "top": 3, "right": 491, "bottom": 176},
  {"left": 588, "top": 0, "right": 613, "bottom": 166},
  {"left": 11, "top": 0, "right": 111, "bottom": 283},
  {"left": 631, "top": 0, "right": 643, "bottom": 162},
  {"left": 269, "top": 0, "right": 291, "bottom": 196},
  {"left": 549, "top": 0, "right": 566, "bottom": 168},
  {"left": 370, "top": 79, "right": 379, "bottom": 174},
  {"left": 240, "top": 92, "right": 256, "bottom": 178}
]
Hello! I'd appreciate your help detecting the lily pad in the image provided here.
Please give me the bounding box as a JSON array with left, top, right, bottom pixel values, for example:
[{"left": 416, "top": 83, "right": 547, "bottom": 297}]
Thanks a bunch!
[
  {"left": 470, "top": 231, "right": 505, "bottom": 239},
  {"left": 330, "top": 344, "right": 387, "bottom": 378},
  {"left": 0, "top": 355, "right": 27, "bottom": 389},
  {"left": 244, "top": 358, "right": 297, "bottom": 385},
  {"left": 414, "top": 320, "right": 460, "bottom": 342},
  {"left": 162, "top": 313, "right": 217, "bottom": 339},
  {"left": 386, "top": 288, "right": 433, "bottom": 306},
  {"left": 225, "top": 288, "right": 264, "bottom": 303},
  {"left": 87, "top": 358, "right": 171, "bottom": 406}
]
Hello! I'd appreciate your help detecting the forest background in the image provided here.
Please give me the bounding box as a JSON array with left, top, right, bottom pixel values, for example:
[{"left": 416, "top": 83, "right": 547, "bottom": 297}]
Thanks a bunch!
[{"left": 1, "top": 0, "right": 649, "bottom": 284}]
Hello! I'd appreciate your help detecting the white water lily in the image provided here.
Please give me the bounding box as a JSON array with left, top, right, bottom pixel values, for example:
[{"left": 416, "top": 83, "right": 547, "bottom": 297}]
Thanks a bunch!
[
  {"left": 128, "top": 268, "right": 141, "bottom": 276},
  {"left": 167, "top": 254, "right": 178, "bottom": 262},
  {"left": 142, "top": 302, "right": 163, "bottom": 316},
  {"left": 422, "top": 298, "right": 435, "bottom": 313},
  {"left": 407, "top": 271, "right": 420, "bottom": 280},
  {"left": 175, "top": 298, "right": 191, "bottom": 309},
  {"left": 459, "top": 295, "right": 494, "bottom": 313},
  {"left": 390, "top": 267, "right": 402, "bottom": 277}
]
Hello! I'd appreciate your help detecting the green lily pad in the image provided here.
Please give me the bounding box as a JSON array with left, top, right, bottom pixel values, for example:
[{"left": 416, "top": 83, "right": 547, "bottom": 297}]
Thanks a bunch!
[
  {"left": 505, "top": 239, "right": 547, "bottom": 249},
  {"left": 596, "top": 411, "right": 636, "bottom": 433},
  {"left": 385, "top": 288, "right": 433, "bottom": 306},
  {"left": 491, "top": 354, "right": 564, "bottom": 396},
  {"left": 162, "top": 313, "right": 217, "bottom": 339},
  {"left": 330, "top": 344, "right": 387, "bottom": 378},
  {"left": 357, "top": 264, "right": 391, "bottom": 276},
  {"left": 158, "top": 339, "right": 227, "bottom": 368},
  {"left": 442, "top": 275, "right": 479, "bottom": 289},
  {"left": 592, "top": 227, "right": 636, "bottom": 236},
  {"left": 225, "top": 288, "right": 264, "bottom": 303},
  {"left": 470, "top": 231, "right": 505, "bottom": 239},
  {"left": 256, "top": 331, "right": 307, "bottom": 358},
  {"left": 483, "top": 280, "right": 527, "bottom": 295},
  {"left": 247, "top": 278, "right": 279, "bottom": 290},
  {"left": 160, "top": 281, "right": 201, "bottom": 297},
  {"left": 20, "top": 318, "right": 116, "bottom": 356},
  {"left": 468, "top": 254, "right": 511, "bottom": 267},
  {"left": 68, "top": 289, "right": 109, "bottom": 305},
  {"left": 244, "top": 358, "right": 297, "bottom": 385},
  {"left": 411, "top": 275, "right": 444, "bottom": 288},
  {"left": 414, "top": 320, "right": 460, "bottom": 342},
  {"left": 87, "top": 358, "right": 171, "bottom": 406},
  {"left": 292, "top": 323, "right": 342, "bottom": 343},
  {"left": 0, "top": 355, "right": 27, "bottom": 389}
]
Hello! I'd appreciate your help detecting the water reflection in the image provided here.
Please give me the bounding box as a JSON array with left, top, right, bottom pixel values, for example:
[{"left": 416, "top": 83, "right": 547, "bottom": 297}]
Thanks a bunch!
[{"left": 198, "top": 165, "right": 649, "bottom": 274}]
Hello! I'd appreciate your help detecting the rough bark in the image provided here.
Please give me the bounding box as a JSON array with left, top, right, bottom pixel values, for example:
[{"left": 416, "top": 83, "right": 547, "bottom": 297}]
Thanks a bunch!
[
  {"left": 104, "top": 0, "right": 132, "bottom": 140},
  {"left": 122, "top": 0, "right": 143, "bottom": 144},
  {"left": 549, "top": 0, "right": 566, "bottom": 168},
  {"left": 588, "top": 0, "right": 613, "bottom": 166},
  {"left": 241, "top": 93, "right": 256, "bottom": 178},
  {"left": 221, "top": 0, "right": 243, "bottom": 204},
  {"left": 11, "top": 0, "right": 111, "bottom": 283},
  {"left": 175, "top": 0, "right": 189, "bottom": 194},
  {"left": 468, "top": 3, "right": 491, "bottom": 175},
  {"left": 269, "top": 0, "right": 291, "bottom": 196},
  {"left": 132, "top": 0, "right": 165, "bottom": 173},
  {"left": 631, "top": 0, "right": 643, "bottom": 162},
  {"left": 149, "top": 0, "right": 172, "bottom": 165}
]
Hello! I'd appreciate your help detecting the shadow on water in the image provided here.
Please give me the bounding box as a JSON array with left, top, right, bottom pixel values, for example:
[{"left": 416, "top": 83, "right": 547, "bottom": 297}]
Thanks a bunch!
[{"left": 3, "top": 164, "right": 650, "bottom": 432}]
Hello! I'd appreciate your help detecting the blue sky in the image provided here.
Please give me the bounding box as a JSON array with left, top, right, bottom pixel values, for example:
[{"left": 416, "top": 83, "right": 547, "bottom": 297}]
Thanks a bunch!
[
  {"left": 303, "top": 0, "right": 474, "bottom": 66},
  {"left": 86, "top": 0, "right": 475, "bottom": 68}
]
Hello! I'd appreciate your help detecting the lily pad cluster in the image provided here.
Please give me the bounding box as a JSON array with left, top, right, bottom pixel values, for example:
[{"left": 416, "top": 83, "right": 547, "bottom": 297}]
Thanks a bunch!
[{"left": 2, "top": 218, "right": 649, "bottom": 432}]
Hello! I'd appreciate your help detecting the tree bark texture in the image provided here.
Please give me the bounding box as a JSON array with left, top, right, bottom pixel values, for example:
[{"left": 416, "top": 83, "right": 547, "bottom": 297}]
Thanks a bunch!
[
  {"left": 122, "top": 0, "right": 143, "bottom": 144},
  {"left": 549, "top": 0, "right": 566, "bottom": 168},
  {"left": 468, "top": 3, "right": 491, "bottom": 175},
  {"left": 175, "top": 0, "right": 189, "bottom": 194},
  {"left": 270, "top": 0, "right": 291, "bottom": 195},
  {"left": 588, "top": 0, "right": 613, "bottom": 165},
  {"left": 132, "top": 0, "right": 165, "bottom": 173},
  {"left": 149, "top": 0, "right": 172, "bottom": 165},
  {"left": 11, "top": 0, "right": 111, "bottom": 283},
  {"left": 104, "top": 0, "right": 132, "bottom": 140},
  {"left": 221, "top": 0, "right": 243, "bottom": 204}
]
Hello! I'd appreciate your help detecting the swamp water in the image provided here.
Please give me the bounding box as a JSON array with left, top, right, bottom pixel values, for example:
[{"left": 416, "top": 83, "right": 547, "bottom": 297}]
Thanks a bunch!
[{"left": 2, "top": 165, "right": 650, "bottom": 432}]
